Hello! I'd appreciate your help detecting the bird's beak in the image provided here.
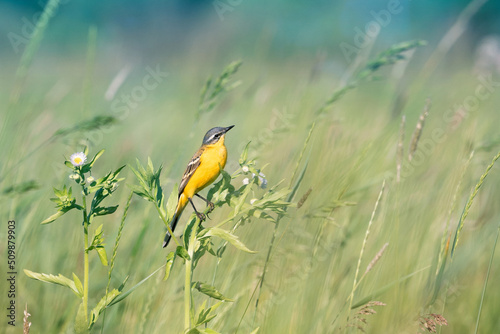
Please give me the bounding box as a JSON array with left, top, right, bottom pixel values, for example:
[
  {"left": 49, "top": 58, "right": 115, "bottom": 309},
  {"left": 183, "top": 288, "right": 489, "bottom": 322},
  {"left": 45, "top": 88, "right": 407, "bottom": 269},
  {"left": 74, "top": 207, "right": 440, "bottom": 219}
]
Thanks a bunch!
[{"left": 224, "top": 125, "right": 235, "bottom": 133}]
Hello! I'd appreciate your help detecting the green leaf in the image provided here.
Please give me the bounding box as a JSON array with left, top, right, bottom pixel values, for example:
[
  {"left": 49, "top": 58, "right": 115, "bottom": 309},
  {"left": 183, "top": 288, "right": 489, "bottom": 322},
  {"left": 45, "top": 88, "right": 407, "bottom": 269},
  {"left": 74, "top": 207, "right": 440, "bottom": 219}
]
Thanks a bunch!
[
  {"left": 89, "top": 288, "right": 121, "bottom": 328},
  {"left": 88, "top": 149, "right": 105, "bottom": 168},
  {"left": 288, "top": 155, "right": 309, "bottom": 203},
  {"left": 198, "top": 329, "right": 221, "bottom": 334},
  {"left": 194, "top": 282, "right": 233, "bottom": 301},
  {"left": 176, "top": 246, "right": 191, "bottom": 261},
  {"left": 74, "top": 302, "right": 88, "bottom": 334},
  {"left": 65, "top": 160, "right": 75, "bottom": 169},
  {"left": 187, "top": 329, "right": 220, "bottom": 334},
  {"left": 129, "top": 162, "right": 149, "bottom": 192},
  {"left": 72, "top": 273, "right": 84, "bottom": 296},
  {"left": 234, "top": 182, "right": 252, "bottom": 216},
  {"left": 163, "top": 251, "right": 176, "bottom": 281},
  {"left": 112, "top": 165, "right": 126, "bottom": 178},
  {"left": 92, "top": 205, "right": 119, "bottom": 217},
  {"left": 205, "top": 227, "right": 256, "bottom": 253},
  {"left": 41, "top": 210, "right": 66, "bottom": 225},
  {"left": 24, "top": 269, "right": 82, "bottom": 298},
  {"left": 127, "top": 184, "right": 154, "bottom": 202},
  {"left": 239, "top": 142, "right": 251, "bottom": 165},
  {"left": 194, "top": 301, "right": 223, "bottom": 327},
  {"left": 166, "top": 185, "right": 178, "bottom": 222},
  {"left": 97, "top": 247, "right": 108, "bottom": 266},
  {"left": 108, "top": 266, "right": 163, "bottom": 307}
]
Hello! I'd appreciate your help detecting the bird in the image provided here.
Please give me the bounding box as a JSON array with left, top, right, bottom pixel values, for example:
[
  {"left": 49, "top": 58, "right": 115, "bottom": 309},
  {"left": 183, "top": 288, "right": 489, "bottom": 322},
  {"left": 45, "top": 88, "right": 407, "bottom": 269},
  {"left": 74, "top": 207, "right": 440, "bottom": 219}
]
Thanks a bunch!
[{"left": 163, "top": 125, "right": 234, "bottom": 248}]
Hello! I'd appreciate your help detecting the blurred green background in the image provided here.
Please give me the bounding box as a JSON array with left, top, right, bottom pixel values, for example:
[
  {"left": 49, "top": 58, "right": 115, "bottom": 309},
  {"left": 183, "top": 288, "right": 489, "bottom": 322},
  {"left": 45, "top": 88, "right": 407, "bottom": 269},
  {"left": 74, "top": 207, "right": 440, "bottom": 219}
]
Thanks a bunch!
[{"left": 2, "top": 0, "right": 500, "bottom": 333}]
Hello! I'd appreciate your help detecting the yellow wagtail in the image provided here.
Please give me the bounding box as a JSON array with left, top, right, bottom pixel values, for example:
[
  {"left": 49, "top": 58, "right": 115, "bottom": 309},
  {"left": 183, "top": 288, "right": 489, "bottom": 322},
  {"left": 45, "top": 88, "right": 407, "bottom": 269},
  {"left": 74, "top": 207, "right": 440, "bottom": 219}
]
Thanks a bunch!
[{"left": 163, "top": 125, "right": 234, "bottom": 248}]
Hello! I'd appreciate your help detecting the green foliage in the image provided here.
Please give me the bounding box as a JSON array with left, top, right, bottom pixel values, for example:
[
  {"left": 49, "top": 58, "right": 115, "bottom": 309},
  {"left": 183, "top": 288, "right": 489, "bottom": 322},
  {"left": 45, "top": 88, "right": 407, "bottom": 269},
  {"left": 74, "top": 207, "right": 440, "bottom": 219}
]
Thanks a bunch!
[
  {"left": 193, "top": 282, "right": 233, "bottom": 302},
  {"left": 24, "top": 149, "right": 135, "bottom": 332},
  {"left": 451, "top": 150, "right": 500, "bottom": 257},
  {"left": 54, "top": 116, "right": 119, "bottom": 137},
  {"left": 86, "top": 224, "right": 108, "bottom": 266},
  {"left": 24, "top": 269, "right": 83, "bottom": 298},
  {"left": 197, "top": 60, "right": 242, "bottom": 120},
  {"left": 10, "top": 31, "right": 500, "bottom": 333},
  {"left": 129, "top": 158, "right": 167, "bottom": 218},
  {"left": 316, "top": 40, "right": 426, "bottom": 117},
  {"left": 203, "top": 227, "right": 255, "bottom": 253},
  {"left": 42, "top": 185, "right": 82, "bottom": 224}
]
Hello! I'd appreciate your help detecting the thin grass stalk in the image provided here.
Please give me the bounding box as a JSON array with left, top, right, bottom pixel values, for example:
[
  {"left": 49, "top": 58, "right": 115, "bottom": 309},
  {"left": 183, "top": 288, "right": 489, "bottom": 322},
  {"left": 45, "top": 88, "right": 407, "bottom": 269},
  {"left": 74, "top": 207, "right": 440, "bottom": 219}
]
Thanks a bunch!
[
  {"left": 352, "top": 242, "right": 389, "bottom": 296},
  {"left": 474, "top": 222, "right": 500, "bottom": 334},
  {"left": 364, "top": 242, "right": 389, "bottom": 276},
  {"left": 397, "top": 115, "right": 406, "bottom": 183},
  {"left": 83, "top": 26, "right": 97, "bottom": 118},
  {"left": 185, "top": 217, "right": 201, "bottom": 331},
  {"left": 81, "top": 192, "right": 90, "bottom": 324},
  {"left": 347, "top": 180, "right": 385, "bottom": 317},
  {"left": 253, "top": 123, "right": 315, "bottom": 321},
  {"left": 451, "top": 150, "right": 500, "bottom": 258},
  {"left": 340, "top": 28, "right": 379, "bottom": 86},
  {"left": 208, "top": 217, "right": 245, "bottom": 311},
  {"left": 436, "top": 151, "right": 474, "bottom": 274},
  {"left": 409, "top": 99, "right": 431, "bottom": 161},
  {"left": 289, "top": 122, "right": 315, "bottom": 187},
  {"left": 9, "top": 0, "right": 62, "bottom": 104},
  {"left": 138, "top": 274, "right": 160, "bottom": 334},
  {"left": 100, "top": 191, "right": 133, "bottom": 334},
  {"left": 1, "top": 0, "right": 62, "bottom": 174},
  {"left": 23, "top": 303, "right": 31, "bottom": 334}
]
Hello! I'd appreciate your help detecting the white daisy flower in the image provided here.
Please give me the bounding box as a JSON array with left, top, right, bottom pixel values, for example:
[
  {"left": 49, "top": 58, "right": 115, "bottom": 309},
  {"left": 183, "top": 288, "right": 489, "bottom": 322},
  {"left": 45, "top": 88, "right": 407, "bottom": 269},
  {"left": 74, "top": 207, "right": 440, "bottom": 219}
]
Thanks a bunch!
[
  {"left": 242, "top": 178, "right": 250, "bottom": 185},
  {"left": 242, "top": 165, "right": 249, "bottom": 173},
  {"left": 70, "top": 152, "right": 87, "bottom": 167}
]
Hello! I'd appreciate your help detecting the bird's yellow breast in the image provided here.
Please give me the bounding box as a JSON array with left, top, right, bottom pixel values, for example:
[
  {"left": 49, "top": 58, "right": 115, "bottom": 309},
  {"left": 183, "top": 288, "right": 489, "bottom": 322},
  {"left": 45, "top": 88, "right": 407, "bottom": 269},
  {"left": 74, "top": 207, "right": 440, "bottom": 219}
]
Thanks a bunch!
[{"left": 183, "top": 138, "right": 227, "bottom": 198}]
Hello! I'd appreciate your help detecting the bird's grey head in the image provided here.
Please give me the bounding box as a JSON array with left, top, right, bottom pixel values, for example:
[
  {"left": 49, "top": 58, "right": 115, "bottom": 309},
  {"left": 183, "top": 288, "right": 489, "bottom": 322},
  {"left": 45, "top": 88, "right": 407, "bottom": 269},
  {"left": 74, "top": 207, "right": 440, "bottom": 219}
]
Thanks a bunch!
[{"left": 202, "top": 125, "right": 234, "bottom": 145}]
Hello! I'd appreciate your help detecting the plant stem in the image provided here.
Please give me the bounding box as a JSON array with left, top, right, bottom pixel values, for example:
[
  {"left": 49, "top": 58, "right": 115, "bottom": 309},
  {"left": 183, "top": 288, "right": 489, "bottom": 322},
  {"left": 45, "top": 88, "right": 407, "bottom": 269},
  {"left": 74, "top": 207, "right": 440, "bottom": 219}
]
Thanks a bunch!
[
  {"left": 347, "top": 180, "right": 385, "bottom": 318},
  {"left": 185, "top": 217, "right": 201, "bottom": 331},
  {"left": 101, "top": 191, "right": 133, "bottom": 334},
  {"left": 184, "top": 257, "right": 192, "bottom": 330},
  {"left": 82, "top": 191, "right": 90, "bottom": 325},
  {"left": 474, "top": 223, "right": 500, "bottom": 334}
]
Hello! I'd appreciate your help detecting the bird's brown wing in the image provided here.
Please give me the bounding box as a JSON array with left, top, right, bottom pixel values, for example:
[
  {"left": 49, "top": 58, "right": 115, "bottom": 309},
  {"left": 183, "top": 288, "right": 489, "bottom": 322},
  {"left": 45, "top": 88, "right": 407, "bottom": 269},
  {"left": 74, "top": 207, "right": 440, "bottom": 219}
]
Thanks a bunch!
[{"left": 178, "top": 147, "right": 204, "bottom": 197}]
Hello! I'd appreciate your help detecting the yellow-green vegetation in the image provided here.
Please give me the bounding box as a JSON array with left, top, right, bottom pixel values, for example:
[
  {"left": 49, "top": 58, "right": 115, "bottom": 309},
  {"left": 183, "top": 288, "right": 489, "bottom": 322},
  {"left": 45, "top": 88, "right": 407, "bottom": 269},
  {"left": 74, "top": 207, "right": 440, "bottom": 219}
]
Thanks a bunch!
[{"left": 2, "top": 3, "right": 500, "bottom": 334}]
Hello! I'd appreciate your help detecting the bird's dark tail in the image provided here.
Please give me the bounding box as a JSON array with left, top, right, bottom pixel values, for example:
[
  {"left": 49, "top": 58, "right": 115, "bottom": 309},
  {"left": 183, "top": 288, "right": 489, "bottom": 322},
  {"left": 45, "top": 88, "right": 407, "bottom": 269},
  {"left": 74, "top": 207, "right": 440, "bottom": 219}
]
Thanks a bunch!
[{"left": 162, "top": 194, "right": 187, "bottom": 248}]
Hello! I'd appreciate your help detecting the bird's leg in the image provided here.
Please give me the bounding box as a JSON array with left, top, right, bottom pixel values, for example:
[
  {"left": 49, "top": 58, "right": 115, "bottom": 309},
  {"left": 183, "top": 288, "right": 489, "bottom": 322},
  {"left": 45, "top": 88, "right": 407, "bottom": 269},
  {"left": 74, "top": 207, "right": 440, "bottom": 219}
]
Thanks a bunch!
[
  {"left": 189, "top": 197, "right": 206, "bottom": 221},
  {"left": 195, "top": 193, "right": 215, "bottom": 213}
]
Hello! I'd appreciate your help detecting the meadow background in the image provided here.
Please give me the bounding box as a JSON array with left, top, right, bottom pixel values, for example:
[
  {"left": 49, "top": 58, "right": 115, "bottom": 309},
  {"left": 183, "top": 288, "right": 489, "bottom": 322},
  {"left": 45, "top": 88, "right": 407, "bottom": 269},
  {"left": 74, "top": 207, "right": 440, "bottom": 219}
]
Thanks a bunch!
[{"left": 1, "top": 0, "right": 500, "bottom": 333}]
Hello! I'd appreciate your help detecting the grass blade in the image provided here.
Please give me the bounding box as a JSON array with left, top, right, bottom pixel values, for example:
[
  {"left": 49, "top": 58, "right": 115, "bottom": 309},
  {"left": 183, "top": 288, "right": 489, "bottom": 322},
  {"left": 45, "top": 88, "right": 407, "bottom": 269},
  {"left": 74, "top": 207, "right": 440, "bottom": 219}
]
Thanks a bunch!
[
  {"left": 347, "top": 180, "right": 386, "bottom": 314},
  {"left": 451, "top": 150, "right": 500, "bottom": 258},
  {"left": 408, "top": 98, "right": 431, "bottom": 161},
  {"left": 474, "top": 222, "right": 500, "bottom": 334}
]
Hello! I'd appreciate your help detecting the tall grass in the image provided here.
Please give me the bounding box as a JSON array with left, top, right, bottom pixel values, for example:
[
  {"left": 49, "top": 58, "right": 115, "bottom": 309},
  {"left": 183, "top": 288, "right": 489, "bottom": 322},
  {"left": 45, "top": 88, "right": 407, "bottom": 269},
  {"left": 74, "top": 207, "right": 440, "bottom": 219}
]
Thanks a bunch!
[{"left": 2, "top": 11, "right": 500, "bottom": 334}]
